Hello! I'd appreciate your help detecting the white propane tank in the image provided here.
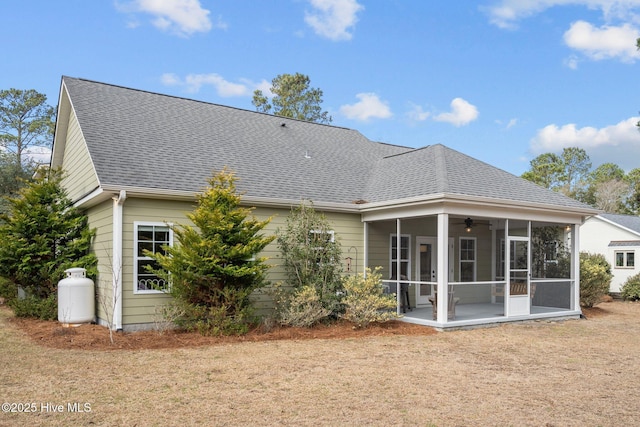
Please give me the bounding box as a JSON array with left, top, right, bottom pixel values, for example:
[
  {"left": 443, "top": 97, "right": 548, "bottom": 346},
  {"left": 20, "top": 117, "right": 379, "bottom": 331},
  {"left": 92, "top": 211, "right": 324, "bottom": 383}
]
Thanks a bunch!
[{"left": 58, "top": 267, "right": 95, "bottom": 326}]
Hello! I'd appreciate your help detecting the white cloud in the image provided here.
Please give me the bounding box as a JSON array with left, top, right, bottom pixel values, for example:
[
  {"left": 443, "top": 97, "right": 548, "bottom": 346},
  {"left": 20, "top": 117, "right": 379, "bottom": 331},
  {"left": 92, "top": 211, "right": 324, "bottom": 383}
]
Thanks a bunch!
[
  {"left": 118, "top": 0, "right": 223, "bottom": 37},
  {"left": 433, "top": 98, "right": 479, "bottom": 127},
  {"left": 485, "top": 1, "right": 640, "bottom": 30},
  {"left": 304, "top": 0, "right": 364, "bottom": 41},
  {"left": 24, "top": 146, "right": 52, "bottom": 165},
  {"left": 340, "top": 93, "right": 392, "bottom": 121},
  {"left": 564, "top": 20, "right": 640, "bottom": 61},
  {"left": 530, "top": 117, "right": 640, "bottom": 169},
  {"left": 407, "top": 104, "right": 431, "bottom": 121},
  {"left": 161, "top": 73, "right": 269, "bottom": 97}
]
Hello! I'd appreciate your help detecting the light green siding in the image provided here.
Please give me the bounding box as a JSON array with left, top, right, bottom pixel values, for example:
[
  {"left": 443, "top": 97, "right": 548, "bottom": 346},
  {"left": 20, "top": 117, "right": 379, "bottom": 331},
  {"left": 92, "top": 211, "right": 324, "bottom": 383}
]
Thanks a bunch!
[
  {"left": 59, "top": 109, "right": 99, "bottom": 202},
  {"left": 120, "top": 198, "right": 192, "bottom": 326},
  {"left": 117, "top": 198, "right": 365, "bottom": 326},
  {"left": 252, "top": 207, "right": 365, "bottom": 314},
  {"left": 86, "top": 200, "right": 114, "bottom": 324}
]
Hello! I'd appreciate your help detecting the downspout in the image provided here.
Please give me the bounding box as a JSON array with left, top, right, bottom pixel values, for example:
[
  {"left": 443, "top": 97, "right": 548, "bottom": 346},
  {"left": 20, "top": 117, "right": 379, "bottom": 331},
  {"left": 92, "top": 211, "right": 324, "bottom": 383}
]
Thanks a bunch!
[{"left": 112, "top": 190, "right": 126, "bottom": 331}]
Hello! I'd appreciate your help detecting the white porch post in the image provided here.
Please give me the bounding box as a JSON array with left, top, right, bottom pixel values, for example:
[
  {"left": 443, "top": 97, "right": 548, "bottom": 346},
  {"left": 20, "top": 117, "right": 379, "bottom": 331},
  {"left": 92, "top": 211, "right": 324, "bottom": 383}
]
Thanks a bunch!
[
  {"left": 571, "top": 224, "right": 580, "bottom": 311},
  {"left": 436, "top": 213, "right": 449, "bottom": 323},
  {"left": 504, "top": 219, "right": 510, "bottom": 316},
  {"left": 396, "top": 219, "right": 402, "bottom": 315}
]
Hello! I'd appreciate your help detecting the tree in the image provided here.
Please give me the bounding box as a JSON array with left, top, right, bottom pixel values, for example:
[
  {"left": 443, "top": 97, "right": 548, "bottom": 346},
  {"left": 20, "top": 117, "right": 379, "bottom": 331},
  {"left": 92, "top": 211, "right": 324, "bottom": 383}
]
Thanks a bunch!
[
  {"left": 623, "top": 168, "right": 640, "bottom": 214},
  {"left": 521, "top": 147, "right": 591, "bottom": 198},
  {"left": 0, "top": 151, "right": 36, "bottom": 215},
  {"left": 580, "top": 163, "right": 629, "bottom": 212},
  {"left": 559, "top": 147, "right": 591, "bottom": 198},
  {"left": 252, "top": 73, "right": 332, "bottom": 124},
  {"left": 521, "top": 153, "right": 563, "bottom": 190},
  {"left": 276, "top": 202, "right": 343, "bottom": 317},
  {"left": 0, "top": 169, "right": 97, "bottom": 318},
  {"left": 0, "top": 89, "right": 55, "bottom": 166},
  {"left": 149, "top": 168, "right": 275, "bottom": 335}
]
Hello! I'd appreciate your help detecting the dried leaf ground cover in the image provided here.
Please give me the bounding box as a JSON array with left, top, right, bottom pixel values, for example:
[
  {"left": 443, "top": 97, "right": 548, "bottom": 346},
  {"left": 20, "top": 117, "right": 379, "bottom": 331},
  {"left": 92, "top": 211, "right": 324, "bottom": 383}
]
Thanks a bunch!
[{"left": 1, "top": 302, "right": 639, "bottom": 426}]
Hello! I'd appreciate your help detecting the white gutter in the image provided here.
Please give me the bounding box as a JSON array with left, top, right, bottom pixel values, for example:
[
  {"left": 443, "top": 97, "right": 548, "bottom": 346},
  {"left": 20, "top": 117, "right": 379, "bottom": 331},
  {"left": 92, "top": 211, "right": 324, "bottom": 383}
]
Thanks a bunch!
[{"left": 112, "top": 190, "right": 126, "bottom": 330}]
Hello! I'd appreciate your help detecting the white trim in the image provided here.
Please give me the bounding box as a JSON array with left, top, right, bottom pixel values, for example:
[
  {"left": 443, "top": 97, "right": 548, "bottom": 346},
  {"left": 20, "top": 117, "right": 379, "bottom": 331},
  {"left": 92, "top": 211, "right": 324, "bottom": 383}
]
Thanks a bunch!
[
  {"left": 436, "top": 213, "right": 449, "bottom": 323},
  {"left": 390, "top": 233, "right": 411, "bottom": 280},
  {"left": 614, "top": 250, "right": 636, "bottom": 269},
  {"left": 459, "top": 236, "right": 477, "bottom": 282},
  {"left": 112, "top": 190, "right": 126, "bottom": 330},
  {"left": 133, "top": 221, "right": 174, "bottom": 295}
]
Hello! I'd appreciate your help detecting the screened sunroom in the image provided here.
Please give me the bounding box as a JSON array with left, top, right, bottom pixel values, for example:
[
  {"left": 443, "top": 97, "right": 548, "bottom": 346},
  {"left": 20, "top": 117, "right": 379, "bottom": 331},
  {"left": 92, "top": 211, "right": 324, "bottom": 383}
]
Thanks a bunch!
[{"left": 364, "top": 205, "right": 587, "bottom": 329}]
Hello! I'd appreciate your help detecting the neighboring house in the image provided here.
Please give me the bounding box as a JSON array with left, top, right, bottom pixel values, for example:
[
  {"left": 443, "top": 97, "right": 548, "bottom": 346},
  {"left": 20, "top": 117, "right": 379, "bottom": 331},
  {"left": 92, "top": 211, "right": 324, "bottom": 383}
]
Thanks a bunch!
[
  {"left": 581, "top": 213, "right": 640, "bottom": 295},
  {"left": 51, "top": 77, "right": 599, "bottom": 331}
]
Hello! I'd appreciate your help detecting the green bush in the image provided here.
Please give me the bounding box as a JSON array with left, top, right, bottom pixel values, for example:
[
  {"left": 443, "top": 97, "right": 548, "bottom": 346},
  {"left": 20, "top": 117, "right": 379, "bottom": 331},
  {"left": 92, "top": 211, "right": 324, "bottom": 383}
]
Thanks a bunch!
[
  {"left": 276, "top": 202, "right": 344, "bottom": 317},
  {"left": 276, "top": 285, "right": 331, "bottom": 327},
  {"left": 621, "top": 273, "right": 640, "bottom": 301},
  {"left": 149, "top": 169, "right": 274, "bottom": 336},
  {"left": 0, "top": 277, "right": 17, "bottom": 304},
  {"left": 9, "top": 293, "right": 57, "bottom": 320},
  {"left": 341, "top": 267, "right": 400, "bottom": 328},
  {"left": 580, "top": 252, "right": 613, "bottom": 308},
  {"left": 0, "top": 169, "right": 97, "bottom": 318}
]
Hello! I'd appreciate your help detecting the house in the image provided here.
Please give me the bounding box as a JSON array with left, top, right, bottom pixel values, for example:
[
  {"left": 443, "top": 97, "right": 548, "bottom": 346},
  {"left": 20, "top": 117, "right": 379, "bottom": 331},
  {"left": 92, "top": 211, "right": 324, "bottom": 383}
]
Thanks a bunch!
[
  {"left": 51, "top": 76, "right": 599, "bottom": 331},
  {"left": 581, "top": 213, "right": 640, "bottom": 295}
]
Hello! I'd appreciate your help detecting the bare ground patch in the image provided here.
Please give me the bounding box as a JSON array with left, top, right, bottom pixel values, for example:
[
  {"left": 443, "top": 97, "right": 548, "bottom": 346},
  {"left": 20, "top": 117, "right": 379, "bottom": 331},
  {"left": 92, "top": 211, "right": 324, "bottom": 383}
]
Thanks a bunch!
[{"left": 1, "top": 301, "right": 640, "bottom": 427}]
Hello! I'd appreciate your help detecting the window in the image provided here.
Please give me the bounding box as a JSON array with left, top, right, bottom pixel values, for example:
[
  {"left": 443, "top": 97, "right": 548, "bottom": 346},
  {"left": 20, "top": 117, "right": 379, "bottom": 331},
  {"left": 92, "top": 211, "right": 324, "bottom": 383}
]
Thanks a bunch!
[
  {"left": 615, "top": 251, "right": 635, "bottom": 268},
  {"left": 310, "top": 229, "right": 335, "bottom": 244},
  {"left": 134, "top": 222, "right": 173, "bottom": 293},
  {"left": 390, "top": 234, "right": 410, "bottom": 279},
  {"left": 459, "top": 237, "right": 476, "bottom": 282},
  {"left": 309, "top": 229, "right": 335, "bottom": 264}
]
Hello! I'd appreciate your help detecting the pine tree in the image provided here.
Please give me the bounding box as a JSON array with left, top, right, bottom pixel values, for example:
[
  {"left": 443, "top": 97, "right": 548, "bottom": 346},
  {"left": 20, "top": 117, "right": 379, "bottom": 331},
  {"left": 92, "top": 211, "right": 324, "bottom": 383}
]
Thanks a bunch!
[
  {"left": 0, "top": 169, "right": 97, "bottom": 317},
  {"left": 150, "top": 169, "right": 275, "bottom": 335}
]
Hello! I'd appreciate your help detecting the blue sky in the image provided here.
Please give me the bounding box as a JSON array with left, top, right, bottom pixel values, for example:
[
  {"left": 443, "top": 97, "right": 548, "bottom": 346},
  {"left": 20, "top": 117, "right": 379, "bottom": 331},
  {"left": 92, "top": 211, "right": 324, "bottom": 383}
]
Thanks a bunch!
[{"left": 2, "top": 0, "right": 640, "bottom": 176}]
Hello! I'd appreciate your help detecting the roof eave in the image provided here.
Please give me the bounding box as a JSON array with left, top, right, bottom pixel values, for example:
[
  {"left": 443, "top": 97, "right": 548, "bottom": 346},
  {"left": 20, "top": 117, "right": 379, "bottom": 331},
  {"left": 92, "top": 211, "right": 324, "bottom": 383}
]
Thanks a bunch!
[{"left": 358, "top": 192, "right": 600, "bottom": 221}]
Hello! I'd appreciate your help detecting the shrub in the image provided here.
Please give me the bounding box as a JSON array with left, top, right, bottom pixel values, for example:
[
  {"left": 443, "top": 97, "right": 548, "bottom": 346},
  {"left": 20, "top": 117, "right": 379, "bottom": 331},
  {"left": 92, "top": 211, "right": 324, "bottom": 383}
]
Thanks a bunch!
[
  {"left": 621, "top": 273, "right": 640, "bottom": 301},
  {"left": 341, "top": 267, "right": 400, "bottom": 328},
  {"left": 579, "top": 252, "right": 613, "bottom": 308},
  {"left": 9, "top": 293, "right": 57, "bottom": 320},
  {"left": 149, "top": 169, "right": 274, "bottom": 336},
  {"left": 276, "top": 202, "right": 344, "bottom": 317},
  {"left": 0, "top": 277, "right": 17, "bottom": 304},
  {"left": 0, "top": 169, "right": 97, "bottom": 318},
  {"left": 277, "top": 285, "right": 331, "bottom": 328}
]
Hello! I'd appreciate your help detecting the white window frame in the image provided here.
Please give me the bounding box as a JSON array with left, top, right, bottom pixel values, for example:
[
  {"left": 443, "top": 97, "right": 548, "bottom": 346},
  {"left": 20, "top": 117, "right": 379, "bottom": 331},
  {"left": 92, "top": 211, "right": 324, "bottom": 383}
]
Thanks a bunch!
[
  {"left": 390, "top": 234, "right": 411, "bottom": 280},
  {"left": 459, "top": 236, "right": 477, "bottom": 282},
  {"left": 310, "top": 229, "right": 335, "bottom": 243},
  {"left": 614, "top": 250, "right": 635, "bottom": 269},
  {"left": 133, "top": 221, "right": 173, "bottom": 294}
]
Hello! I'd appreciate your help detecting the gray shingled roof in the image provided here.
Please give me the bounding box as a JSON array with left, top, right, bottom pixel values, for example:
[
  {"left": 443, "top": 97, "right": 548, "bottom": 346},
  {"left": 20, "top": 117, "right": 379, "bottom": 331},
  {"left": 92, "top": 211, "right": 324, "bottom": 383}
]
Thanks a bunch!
[
  {"left": 62, "top": 77, "right": 408, "bottom": 204},
  {"left": 60, "top": 76, "right": 593, "bottom": 210},
  {"left": 601, "top": 213, "right": 640, "bottom": 234},
  {"left": 364, "top": 144, "right": 591, "bottom": 208}
]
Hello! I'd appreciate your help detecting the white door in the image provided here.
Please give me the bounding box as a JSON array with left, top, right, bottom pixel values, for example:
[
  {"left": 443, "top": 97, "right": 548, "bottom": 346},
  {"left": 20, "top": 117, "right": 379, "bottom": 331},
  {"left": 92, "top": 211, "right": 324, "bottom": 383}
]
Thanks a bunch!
[
  {"left": 416, "top": 237, "right": 437, "bottom": 305},
  {"left": 507, "top": 237, "right": 531, "bottom": 316}
]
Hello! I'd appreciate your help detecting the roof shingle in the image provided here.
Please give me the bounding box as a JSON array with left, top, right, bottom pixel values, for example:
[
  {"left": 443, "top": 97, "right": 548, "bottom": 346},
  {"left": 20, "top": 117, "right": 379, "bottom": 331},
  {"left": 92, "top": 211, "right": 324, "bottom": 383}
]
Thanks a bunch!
[{"left": 59, "top": 76, "right": 594, "bottom": 211}]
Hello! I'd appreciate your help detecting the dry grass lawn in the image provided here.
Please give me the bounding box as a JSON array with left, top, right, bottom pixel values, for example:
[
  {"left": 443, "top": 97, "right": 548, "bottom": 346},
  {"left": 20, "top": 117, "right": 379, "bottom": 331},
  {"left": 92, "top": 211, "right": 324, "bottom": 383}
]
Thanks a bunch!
[{"left": 2, "top": 302, "right": 640, "bottom": 426}]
